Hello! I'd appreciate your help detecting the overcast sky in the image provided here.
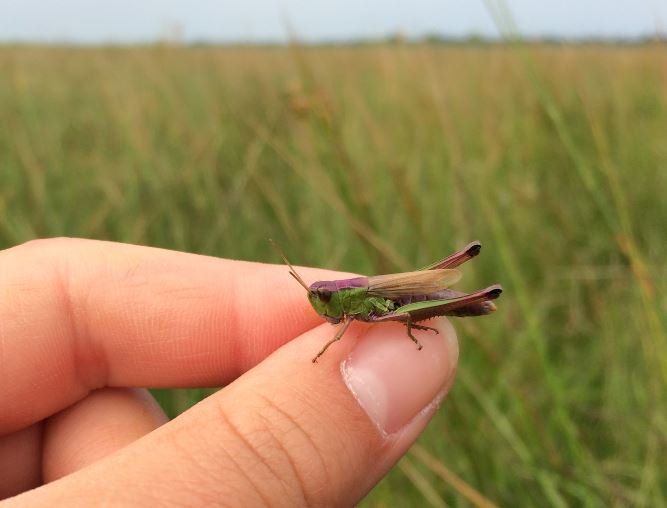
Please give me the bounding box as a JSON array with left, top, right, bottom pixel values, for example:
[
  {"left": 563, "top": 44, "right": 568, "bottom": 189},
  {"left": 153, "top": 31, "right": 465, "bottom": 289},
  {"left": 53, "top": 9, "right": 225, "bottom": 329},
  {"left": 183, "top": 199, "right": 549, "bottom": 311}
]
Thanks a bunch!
[{"left": 1, "top": 0, "right": 666, "bottom": 43}]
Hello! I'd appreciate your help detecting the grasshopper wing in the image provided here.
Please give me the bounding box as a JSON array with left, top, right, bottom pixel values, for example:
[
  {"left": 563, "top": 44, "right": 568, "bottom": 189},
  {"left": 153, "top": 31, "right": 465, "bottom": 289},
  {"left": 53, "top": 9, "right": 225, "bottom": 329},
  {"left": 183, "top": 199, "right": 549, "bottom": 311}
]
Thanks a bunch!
[
  {"left": 373, "top": 285, "right": 503, "bottom": 322},
  {"left": 420, "top": 241, "right": 482, "bottom": 270},
  {"left": 367, "top": 269, "right": 461, "bottom": 298}
]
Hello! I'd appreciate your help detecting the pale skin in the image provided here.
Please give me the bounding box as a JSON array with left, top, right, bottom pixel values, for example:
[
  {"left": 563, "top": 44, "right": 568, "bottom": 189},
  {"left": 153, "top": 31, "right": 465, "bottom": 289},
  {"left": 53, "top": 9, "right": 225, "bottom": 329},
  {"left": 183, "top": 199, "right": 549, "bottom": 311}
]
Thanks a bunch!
[{"left": 0, "top": 238, "right": 459, "bottom": 506}]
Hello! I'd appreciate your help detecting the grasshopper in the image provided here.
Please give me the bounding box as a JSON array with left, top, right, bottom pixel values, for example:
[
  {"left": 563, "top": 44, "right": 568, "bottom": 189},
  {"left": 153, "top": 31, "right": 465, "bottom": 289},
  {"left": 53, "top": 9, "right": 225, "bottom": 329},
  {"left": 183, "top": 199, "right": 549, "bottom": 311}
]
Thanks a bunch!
[{"left": 276, "top": 241, "right": 501, "bottom": 362}]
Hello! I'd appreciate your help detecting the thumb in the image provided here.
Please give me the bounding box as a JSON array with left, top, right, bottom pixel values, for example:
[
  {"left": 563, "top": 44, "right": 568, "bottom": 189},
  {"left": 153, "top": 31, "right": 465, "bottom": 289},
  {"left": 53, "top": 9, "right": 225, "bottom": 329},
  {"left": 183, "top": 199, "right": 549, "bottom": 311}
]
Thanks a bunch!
[{"left": 8, "top": 319, "right": 458, "bottom": 507}]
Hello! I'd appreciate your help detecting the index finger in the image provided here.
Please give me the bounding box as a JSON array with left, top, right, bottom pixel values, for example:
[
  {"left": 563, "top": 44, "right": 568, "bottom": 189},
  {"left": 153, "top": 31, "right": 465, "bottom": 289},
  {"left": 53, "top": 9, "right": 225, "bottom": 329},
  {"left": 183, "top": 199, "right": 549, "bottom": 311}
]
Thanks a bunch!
[{"left": 0, "top": 238, "right": 347, "bottom": 433}]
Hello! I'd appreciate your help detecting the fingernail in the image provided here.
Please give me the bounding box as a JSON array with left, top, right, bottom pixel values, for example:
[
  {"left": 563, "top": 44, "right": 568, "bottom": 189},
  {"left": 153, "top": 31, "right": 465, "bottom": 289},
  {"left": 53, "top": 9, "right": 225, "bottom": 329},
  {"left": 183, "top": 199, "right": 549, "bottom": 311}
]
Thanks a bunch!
[{"left": 341, "top": 319, "right": 458, "bottom": 435}]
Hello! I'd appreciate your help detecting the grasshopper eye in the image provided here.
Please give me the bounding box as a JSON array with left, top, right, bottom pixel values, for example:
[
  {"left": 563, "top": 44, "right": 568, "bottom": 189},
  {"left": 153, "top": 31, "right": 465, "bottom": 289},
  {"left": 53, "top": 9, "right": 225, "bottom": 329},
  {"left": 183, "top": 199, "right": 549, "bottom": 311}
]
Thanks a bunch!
[{"left": 317, "top": 288, "right": 332, "bottom": 303}]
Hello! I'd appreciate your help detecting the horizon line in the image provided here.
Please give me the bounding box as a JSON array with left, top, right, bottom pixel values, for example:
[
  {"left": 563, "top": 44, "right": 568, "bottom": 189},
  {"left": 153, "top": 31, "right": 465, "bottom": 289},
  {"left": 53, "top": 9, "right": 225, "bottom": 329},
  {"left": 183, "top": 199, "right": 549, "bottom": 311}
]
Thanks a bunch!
[{"left": 1, "top": 32, "right": 666, "bottom": 47}]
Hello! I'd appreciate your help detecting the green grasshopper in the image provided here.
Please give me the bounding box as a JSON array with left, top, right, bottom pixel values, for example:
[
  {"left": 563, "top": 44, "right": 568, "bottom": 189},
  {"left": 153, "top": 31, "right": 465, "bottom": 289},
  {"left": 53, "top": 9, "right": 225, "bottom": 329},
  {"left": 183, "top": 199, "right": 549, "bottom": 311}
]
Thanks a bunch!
[{"left": 276, "top": 241, "right": 502, "bottom": 362}]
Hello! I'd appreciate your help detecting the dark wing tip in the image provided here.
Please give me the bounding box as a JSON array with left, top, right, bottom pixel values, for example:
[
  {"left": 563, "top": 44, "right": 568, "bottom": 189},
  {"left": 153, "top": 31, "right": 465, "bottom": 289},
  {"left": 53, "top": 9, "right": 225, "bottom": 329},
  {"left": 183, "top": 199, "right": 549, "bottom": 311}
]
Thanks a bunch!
[
  {"left": 486, "top": 284, "right": 503, "bottom": 299},
  {"left": 466, "top": 241, "right": 482, "bottom": 258}
]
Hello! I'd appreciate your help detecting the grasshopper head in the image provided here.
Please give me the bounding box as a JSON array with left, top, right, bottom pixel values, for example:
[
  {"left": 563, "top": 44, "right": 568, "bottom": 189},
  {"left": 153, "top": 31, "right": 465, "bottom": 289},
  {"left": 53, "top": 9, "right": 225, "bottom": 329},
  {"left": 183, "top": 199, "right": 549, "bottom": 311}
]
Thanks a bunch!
[
  {"left": 268, "top": 240, "right": 344, "bottom": 323},
  {"left": 308, "top": 281, "right": 343, "bottom": 324}
]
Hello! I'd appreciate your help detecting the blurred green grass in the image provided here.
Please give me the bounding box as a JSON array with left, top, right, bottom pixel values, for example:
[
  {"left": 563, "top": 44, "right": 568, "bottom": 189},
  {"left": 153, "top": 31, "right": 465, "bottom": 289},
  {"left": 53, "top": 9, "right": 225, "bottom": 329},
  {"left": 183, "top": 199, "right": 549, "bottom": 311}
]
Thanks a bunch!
[{"left": 1, "top": 43, "right": 666, "bottom": 506}]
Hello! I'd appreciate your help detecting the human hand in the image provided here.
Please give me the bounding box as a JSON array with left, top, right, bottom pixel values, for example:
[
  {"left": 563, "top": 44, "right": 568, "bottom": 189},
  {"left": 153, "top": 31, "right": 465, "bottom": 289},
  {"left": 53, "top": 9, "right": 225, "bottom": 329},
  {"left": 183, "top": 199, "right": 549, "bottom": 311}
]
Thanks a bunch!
[{"left": 0, "top": 238, "right": 458, "bottom": 506}]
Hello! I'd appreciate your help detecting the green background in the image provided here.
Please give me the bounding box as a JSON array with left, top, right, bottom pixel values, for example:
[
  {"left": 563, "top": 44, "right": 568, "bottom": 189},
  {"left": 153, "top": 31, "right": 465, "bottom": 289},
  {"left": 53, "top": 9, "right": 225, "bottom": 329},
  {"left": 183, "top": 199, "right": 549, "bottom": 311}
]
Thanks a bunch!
[{"left": 1, "top": 43, "right": 666, "bottom": 506}]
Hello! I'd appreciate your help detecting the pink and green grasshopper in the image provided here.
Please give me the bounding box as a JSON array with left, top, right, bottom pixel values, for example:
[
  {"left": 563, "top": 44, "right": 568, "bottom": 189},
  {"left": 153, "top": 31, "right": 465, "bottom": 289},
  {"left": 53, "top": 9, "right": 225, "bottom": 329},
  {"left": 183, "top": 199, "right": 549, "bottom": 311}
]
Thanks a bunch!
[{"left": 276, "top": 241, "right": 502, "bottom": 362}]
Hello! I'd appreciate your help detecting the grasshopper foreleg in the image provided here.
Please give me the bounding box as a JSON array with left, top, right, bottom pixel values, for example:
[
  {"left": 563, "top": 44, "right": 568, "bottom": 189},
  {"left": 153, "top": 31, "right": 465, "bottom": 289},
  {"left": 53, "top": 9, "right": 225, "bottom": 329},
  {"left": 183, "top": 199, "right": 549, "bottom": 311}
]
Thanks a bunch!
[{"left": 312, "top": 318, "right": 353, "bottom": 363}]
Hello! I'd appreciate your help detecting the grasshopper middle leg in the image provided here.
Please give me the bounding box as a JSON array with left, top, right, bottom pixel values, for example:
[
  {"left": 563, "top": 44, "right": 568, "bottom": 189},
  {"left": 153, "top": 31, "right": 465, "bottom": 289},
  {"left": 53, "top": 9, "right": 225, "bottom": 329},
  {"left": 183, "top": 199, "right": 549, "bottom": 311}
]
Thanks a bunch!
[
  {"left": 410, "top": 323, "right": 439, "bottom": 334},
  {"left": 404, "top": 316, "right": 440, "bottom": 350},
  {"left": 405, "top": 316, "right": 424, "bottom": 350}
]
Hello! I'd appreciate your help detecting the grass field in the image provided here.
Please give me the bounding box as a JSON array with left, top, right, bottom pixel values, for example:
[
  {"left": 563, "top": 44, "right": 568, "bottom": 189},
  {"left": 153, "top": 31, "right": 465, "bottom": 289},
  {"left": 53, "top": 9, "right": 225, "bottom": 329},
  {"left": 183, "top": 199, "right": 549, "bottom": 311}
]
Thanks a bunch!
[{"left": 1, "top": 43, "right": 666, "bottom": 506}]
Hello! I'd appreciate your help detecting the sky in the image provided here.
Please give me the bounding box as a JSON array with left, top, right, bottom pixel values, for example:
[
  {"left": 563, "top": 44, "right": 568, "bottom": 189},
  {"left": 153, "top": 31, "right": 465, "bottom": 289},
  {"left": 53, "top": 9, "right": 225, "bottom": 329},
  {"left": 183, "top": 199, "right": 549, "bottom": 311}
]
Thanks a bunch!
[{"left": 1, "top": 0, "right": 666, "bottom": 44}]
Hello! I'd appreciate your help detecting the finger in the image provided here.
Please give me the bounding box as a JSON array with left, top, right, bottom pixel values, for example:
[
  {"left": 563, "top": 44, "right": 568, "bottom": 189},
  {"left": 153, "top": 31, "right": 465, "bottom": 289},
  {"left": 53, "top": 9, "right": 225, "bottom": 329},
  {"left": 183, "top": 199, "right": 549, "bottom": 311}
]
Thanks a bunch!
[
  {"left": 0, "top": 424, "right": 42, "bottom": 500},
  {"left": 42, "top": 388, "right": 167, "bottom": 482},
  {"left": 0, "top": 238, "right": 350, "bottom": 433},
  {"left": 7, "top": 318, "right": 458, "bottom": 507}
]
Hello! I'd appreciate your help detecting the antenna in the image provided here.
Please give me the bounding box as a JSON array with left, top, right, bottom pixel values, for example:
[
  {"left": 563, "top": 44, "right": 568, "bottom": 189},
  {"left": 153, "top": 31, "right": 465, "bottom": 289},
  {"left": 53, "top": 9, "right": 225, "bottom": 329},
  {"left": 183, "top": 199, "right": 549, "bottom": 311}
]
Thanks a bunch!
[{"left": 269, "top": 239, "right": 311, "bottom": 292}]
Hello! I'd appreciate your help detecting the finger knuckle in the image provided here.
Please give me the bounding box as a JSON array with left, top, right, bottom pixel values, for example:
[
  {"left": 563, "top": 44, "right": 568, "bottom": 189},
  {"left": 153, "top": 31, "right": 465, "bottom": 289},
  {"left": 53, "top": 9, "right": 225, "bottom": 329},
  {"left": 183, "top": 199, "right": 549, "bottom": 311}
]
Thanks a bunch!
[
  {"left": 209, "top": 393, "right": 332, "bottom": 507},
  {"left": 19, "top": 236, "right": 79, "bottom": 252}
]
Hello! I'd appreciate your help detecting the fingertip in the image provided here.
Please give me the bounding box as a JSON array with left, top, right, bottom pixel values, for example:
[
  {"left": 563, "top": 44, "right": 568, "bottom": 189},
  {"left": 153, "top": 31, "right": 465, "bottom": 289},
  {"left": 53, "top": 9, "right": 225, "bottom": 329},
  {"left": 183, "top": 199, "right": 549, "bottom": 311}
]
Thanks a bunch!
[{"left": 342, "top": 318, "right": 457, "bottom": 435}]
